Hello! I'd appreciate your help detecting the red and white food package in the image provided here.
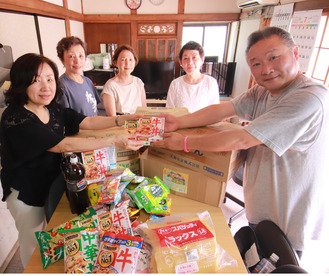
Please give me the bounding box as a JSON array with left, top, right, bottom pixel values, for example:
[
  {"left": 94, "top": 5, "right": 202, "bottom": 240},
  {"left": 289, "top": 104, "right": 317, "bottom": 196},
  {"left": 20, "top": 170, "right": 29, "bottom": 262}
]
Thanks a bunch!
[
  {"left": 125, "top": 116, "right": 165, "bottom": 145},
  {"left": 82, "top": 146, "right": 116, "bottom": 184},
  {"left": 111, "top": 204, "right": 133, "bottom": 236}
]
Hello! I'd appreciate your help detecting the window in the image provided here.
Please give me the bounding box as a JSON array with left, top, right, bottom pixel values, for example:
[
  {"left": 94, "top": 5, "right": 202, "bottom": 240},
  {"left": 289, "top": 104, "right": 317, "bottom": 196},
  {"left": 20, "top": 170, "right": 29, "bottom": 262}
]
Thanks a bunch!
[
  {"left": 306, "top": 14, "right": 329, "bottom": 88},
  {"left": 182, "top": 24, "right": 228, "bottom": 63}
]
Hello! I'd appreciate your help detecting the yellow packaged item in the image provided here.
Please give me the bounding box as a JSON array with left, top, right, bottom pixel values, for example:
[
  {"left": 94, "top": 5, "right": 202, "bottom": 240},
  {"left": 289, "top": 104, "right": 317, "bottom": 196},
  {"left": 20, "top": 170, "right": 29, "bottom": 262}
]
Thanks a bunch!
[{"left": 136, "top": 211, "right": 237, "bottom": 273}]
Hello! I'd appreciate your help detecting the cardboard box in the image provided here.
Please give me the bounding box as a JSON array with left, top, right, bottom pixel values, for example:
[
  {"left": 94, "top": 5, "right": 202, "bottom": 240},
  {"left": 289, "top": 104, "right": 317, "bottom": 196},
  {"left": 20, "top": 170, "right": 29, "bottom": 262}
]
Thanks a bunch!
[
  {"left": 140, "top": 150, "right": 227, "bottom": 207},
  {"left": 76, "top": 127, "right": 139, "bottom": 162},
  {"left": 135, "top": 106, "right": 189, "bottom": 117},
  {"left": 117, "top": 158, "right": 141, "bottom": 175},
  {"left": 149, "top": 124, "right": 246, "bottom": 182}
]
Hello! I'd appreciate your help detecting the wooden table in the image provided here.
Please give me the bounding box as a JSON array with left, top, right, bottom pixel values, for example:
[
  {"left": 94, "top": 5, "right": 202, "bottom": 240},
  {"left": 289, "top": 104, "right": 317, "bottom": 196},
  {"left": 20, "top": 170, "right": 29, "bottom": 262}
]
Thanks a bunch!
[{"left": 24, "top": 194, "right": 247, "bottom": 273}]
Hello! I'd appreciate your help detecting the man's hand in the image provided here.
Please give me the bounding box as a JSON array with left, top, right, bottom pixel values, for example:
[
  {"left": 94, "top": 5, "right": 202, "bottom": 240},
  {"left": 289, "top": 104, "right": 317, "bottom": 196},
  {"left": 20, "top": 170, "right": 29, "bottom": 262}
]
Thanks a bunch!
[
  {"left": 158, "top": 113, "right": 180, "bottom": 133},
  {"left": 152, "top": 132, "right": 185, "bottom": 151}
]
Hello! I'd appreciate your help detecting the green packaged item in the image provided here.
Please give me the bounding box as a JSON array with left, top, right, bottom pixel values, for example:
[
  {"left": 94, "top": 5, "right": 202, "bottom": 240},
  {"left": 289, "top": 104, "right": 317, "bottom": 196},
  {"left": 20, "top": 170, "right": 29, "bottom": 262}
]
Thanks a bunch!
[
  {"left": 132, "top": 176, "right": 171, "bottom": 215},
  {"left": 34, "top": 207, "right": 97, "bottom": 269}
]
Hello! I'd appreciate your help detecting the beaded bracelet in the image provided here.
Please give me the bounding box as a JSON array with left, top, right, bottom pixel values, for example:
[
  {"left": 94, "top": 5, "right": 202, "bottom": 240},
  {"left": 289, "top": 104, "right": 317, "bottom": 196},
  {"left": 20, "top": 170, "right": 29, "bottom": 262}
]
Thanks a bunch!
[{"left": 184, "top": 136, "right": 190, "bottom": 152}]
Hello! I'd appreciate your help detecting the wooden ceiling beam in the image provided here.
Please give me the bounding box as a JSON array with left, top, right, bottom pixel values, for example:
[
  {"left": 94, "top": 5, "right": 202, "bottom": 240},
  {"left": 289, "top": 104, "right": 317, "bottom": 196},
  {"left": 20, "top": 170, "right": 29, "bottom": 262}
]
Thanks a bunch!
[{"left": 83, "top": 13, "right": 240, "bottom": 23}]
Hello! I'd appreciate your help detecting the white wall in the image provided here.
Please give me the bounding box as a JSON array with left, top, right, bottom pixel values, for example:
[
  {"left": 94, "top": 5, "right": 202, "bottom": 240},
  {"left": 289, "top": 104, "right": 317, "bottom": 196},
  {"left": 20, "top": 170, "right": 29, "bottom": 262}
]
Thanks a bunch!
[
  {"left": 0, "top": 12, "right": 40, "bottom": 61},
  {"left": 185, "top": 0, "right": 240, "bottom": 13},
  {"left": 70, "top": 20, "right": 85, "bottom": 41},
  {"left": 38, "top": 16, "right": 67, "bottom": 75},
  {"left": 42, "top": 0, "right": 63, "bottom": 6},
  {"left": 231, "top": 17, "right": 260, "bottom": 98},
  {"left": 67, "top": 0, "right": 82, "bottom": 13},
  {"left": 136, "top": 0, "right": 178, "bottom": 14},
  {"left": 82, "top": 0, "right": 131, "bottom": 14}
]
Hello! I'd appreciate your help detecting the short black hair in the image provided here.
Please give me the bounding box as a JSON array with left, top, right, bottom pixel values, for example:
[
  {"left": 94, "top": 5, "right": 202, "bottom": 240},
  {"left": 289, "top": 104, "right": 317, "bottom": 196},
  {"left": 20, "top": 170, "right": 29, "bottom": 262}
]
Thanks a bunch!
[
  {"left": 179, "top": 41, "right": 204, "bottom": 60},
  {"left": 5, "top": 53, "right": 62, "bottom": 107},
  {"left": 246, "top": 26, "right": 296, "bottom": 56}
]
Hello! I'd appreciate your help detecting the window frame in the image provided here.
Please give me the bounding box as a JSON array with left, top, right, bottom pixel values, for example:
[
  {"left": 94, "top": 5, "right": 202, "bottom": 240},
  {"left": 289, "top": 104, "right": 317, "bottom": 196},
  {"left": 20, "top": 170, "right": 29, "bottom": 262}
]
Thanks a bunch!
[
  {"left": 182, "top": 22, "right": 231, "bottom": 63},
  {"left": 307, "top": 12, "right": 329, "bottom": 87}
]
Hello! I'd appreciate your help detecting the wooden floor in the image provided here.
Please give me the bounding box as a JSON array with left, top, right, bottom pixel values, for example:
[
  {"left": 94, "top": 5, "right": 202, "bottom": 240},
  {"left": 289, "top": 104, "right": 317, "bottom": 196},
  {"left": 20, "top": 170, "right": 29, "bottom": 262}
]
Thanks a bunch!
[{"left": 3, "top": 246, "right": 23, "bottom": 273}]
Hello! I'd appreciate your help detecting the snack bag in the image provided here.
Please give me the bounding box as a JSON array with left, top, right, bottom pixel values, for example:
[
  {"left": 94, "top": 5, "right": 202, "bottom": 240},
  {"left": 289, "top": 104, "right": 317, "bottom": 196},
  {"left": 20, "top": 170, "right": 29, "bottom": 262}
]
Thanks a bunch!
[
  {"left": 87, "top": 182, "right": 103, "bottom": 206},
  {"left": 98, "top": 168, "right": 135, "bottom": 205},
  {"left": 125, "top": 116, "right": 165, "bottom": 145},
  {"left": 82, "top": 146, "right": 116, "bottom": 184},
  {"left": 97, "top": 177, "right": 121, "bottom": 204},
  {"left": 135, "top": 211, "right": 237, "bottom": 273},
  {"left": 132, "top": 176, "right": 171, "bottom": 215},
  {"left": 92, "top": 232, "right": 143, "bottom": 273},
  {"left": 35, "top": 207, "right": 97, "bottom": 269},
  {"left": 126, "top": 178, "right": 152, "bottom": 208},
  {"left": 63, "top": 229, "right": 99, "bottom": 273},
  {"left": 78, "top": 216, "right": 98, "bottom": 230}
]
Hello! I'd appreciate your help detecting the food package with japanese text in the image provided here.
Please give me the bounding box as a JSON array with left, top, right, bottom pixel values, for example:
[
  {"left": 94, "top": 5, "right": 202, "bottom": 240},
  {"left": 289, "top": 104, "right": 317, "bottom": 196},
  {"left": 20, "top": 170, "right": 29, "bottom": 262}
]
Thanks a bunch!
[
  {"left": 34, "top": 207, "right": 97, "bottom": 269},
  {"left": 97, "top": 168, "right": 135, "bottom": 206},
  {"left": 135, "top": 211, "right": 237, "bottom": 273},
  {"left": 124, "top": 116, "right": 165, "bottom": 145},
  {"left": 127, "top": 176, "right": 171, "bottom": 215},
  {"left": 92, "top": 232, "right": 143, "bottom": 273},
  {"left": 63, "top": 229, "right": 99, "bottom": 273},
  {"left": 81, "top": 146, "right": 116, "bottom": 184}
]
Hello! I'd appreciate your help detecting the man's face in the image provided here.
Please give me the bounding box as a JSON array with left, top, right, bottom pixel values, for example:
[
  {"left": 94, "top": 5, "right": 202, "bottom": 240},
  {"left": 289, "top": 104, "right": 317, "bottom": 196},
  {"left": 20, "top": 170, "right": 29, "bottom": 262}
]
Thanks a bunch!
[{"left": 247, "top": 35, "right": 300, "bottom": 97}]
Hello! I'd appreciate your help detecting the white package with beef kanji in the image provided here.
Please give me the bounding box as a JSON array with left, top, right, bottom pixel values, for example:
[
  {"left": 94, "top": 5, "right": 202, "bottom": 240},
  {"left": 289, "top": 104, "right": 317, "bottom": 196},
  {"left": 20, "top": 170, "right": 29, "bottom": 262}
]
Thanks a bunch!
[
  {"left": 111, "top": 202, "right": 133, "bottom": 236},
  {"left": 92, "top": 232, "right": 143, "bottom": 273},
  {"left": 81, "top": 146, "right": 116, "bottom": 184},
  {"left": 125, "top": 116, "right": 165, "bottom": 145}
]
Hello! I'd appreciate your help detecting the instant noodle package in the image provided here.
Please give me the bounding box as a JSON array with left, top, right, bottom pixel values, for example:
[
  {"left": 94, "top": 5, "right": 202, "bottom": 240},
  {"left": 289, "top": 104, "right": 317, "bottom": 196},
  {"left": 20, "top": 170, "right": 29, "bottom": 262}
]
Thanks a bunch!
[
  {"left": 135, "top": 211, "right": 237, "bottom": 273},
  {"left": 92, "top": 232, "right": 143, "bottom": 273},
  {"left": 35, "top": 207, "right": 97, "bottom": 269},
  {"left": 63, "top": 229, "right": 99, "bottom": 273}
]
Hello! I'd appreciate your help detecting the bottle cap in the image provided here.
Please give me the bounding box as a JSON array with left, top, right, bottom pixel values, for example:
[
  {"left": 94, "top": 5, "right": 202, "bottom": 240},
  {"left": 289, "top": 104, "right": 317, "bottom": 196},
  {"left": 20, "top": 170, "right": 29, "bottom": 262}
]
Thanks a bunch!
[
  {"left": 270, "top": 253, "right": 279, "bottom": 262},
  {"left": 70, "top": 154, "right": 78, "bottom": 165}
]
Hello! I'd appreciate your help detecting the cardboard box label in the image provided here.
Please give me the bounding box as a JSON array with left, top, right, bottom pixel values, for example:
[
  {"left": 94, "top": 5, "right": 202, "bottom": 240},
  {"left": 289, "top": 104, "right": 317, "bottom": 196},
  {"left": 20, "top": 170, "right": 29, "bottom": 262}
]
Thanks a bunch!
[{"left": 162, "top": 168, "right": 189, "bottom": 194}]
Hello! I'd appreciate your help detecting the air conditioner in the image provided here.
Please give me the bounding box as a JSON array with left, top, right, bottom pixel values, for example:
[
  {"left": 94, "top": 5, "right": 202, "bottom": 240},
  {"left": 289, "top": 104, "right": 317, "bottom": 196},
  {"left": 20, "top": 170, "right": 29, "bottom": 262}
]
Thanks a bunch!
[{"left": 237, "top": 0, "right": 279, "bottom": 9}]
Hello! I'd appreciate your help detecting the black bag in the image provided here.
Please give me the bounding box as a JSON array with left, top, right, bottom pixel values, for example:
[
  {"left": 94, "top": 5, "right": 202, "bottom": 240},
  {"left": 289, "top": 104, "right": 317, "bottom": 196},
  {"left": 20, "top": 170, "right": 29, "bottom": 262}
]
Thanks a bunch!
[{"left": 234, "top": 220, "right": 307, "bottom": 273}]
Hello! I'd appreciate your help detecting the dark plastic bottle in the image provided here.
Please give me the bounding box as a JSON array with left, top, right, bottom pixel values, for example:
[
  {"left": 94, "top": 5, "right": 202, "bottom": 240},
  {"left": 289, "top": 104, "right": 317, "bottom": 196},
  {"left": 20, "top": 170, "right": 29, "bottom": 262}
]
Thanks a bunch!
[
  {"left": 60, "top": 152, "right": 73, "bottom": 180},
  {"left": 65, "top": 154, "right": 90, "bottom": 215}
]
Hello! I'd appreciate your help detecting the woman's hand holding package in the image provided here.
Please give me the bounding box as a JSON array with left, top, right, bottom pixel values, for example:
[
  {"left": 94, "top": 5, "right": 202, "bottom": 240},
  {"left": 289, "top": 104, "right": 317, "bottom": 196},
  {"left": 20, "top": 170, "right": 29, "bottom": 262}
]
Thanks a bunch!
[
  {"left": 114, "top": 133, "right": 144, "bottom": 151},
  {"left": 152, "top": 132, "right": 185, "bottom": 151}
]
